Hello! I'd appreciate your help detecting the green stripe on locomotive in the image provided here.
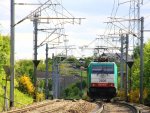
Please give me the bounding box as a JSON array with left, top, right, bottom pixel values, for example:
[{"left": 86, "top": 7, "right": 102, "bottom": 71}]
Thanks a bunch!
[
  {"left": 87, "top": 62, "right": 118, "bottom": 91},
  {"left": 114, "top": 63, "right": 118, "bottom": 89}
]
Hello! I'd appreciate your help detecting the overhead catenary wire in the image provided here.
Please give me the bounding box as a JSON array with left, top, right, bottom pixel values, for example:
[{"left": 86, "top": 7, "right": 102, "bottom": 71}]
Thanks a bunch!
[{"left": 14, "top": 0, "right": 54, "bottom": 26}]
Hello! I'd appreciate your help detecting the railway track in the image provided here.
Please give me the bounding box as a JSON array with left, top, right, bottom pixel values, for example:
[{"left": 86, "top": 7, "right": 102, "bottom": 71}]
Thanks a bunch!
[
  {"left": 5, "top": 99, "right": 146, "bottom": 113},
  {"left": 6, "top": 99, "right": 68, "bottom": 113},
  {"left": 5, "top": 99, "right": 96, "bottom": 113},
  {"left": 92, "top": 100, "right": 137, "bottom": 113}
]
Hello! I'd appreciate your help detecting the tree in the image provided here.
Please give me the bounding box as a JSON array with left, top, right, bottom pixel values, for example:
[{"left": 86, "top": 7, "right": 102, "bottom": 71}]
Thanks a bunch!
[
  {"left": 0, "top": 35, "right": 10, "bottom": 74},
  {"left": 133, "top": 45, "right": 140, "bottom": 59},
  {"left": 15, "top": 60, "right": 34, "bottom": 80},
  {"left": 130, "top": 40, "right": 150, "bottom": 104},
  {"left": 132, "top": 40, "right": 150, "bottom": 89},
  {"left": 143, "top": 40, "right": 150, "bottom": 88},
  {"left": 84, "top": 57, "right": 93, "bottom": 68}
]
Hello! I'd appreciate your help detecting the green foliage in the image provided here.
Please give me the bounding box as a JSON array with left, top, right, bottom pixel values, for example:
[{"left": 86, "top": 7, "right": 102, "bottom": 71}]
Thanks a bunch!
[
  {"left": 59, "top": 62, "right": 87, "bottom": 77},
  {"left": 14, "top": 89, "right": 33, "bottom": 108},
  {"left": 0, "top": 74, "right": 33, "bottom": 111},
  {"left": 0, "top": 35, "right": 34, "bottom": 110},
  {"left": 130, "top": 40, "right": 150, "bottom": 104},
  {"left": 0, "top": 35, "right": 10, "bottom": 74},
  {"left": 133, "top": 45, "right": 140, "bottom": 59},
  {"left": 143, "top": 41, "right": 150, "bottom": 88},
  {"left": 15, "top": 59, "right": 52, "bottom": 81},
  {"left": 39, "top": 80, "right": 45, "bottom": 90},
  {"left": 129, "top": 88, "right": 148, "bottom": 103},
  {"left": 63, "top": 80, "right": 87, "bottom": 99},
  {"left": 65, "top": 56, "right": 93, "bottom": 69},
  {"left": 83, "top": 57, "right": 93, "bottom": 68},
  {"left": 132, "top": 40, "right": 150, "bottom": 89},
  {"left": 36, "top": 92, "right": 45, "bottom": 102},
  {"left": 37, "top": 60, "right": 52, "bottom": 71},
  {"left": 117, "top": 90, "right": 126, "bottom": 100},
  {"left": 144, "top": 89, "right": 150, "bottom": 106},
  {"left": 36, "top": 60, "right": 45, "bottom": 71},
  {"left": 129, "top": 89, "right": 140, "bottom": 103},
  {"left": 60, "top": 63, "right": 72, "bottom": 75},
  {"left": 15, "top": 60, "right": 34, "bottom": 80},
  {"left": 66, "top": 56, "right": 78, "bottom": 63},
  {"left": 131, "top": 57, "right": 140, "bottom": 89},
  {"left": 48, "top": 79, "right": 52, "bottom": 91},
  {"left": 0, "top": 35, "right": 33, "bottom": 110}
]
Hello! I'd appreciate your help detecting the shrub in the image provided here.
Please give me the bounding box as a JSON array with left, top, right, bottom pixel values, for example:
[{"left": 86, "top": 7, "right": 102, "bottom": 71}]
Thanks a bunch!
[
  {"left": 63, "top": 84, "right": 81, "bottom": 99},
  {"left": 36, "top": 92, "right": 45, "bottom": 102},
  {"left": 18, "top": 75, "right": 35, "bottom": 95},
  {"left": 143, "top": 88, "right": 150, "bottom": 106},
  {"left": 82, "top": 90, "right": 89, "bottom": 100},
  {"left": 63, "top": 80, "right": 88, "bottom": 99},
  {"left": 117, "top": 89, "right": 126, "bottom": 100},
  {"left": 129, "top": 89, "right": 139, "bottom": 103},
  {"left": 129, "top": 88, "right": 148, "bottom": 103}
]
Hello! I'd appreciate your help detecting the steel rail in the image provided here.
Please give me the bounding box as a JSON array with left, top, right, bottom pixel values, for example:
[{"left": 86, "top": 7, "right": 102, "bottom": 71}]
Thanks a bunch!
[
  {"left": 99, "top": 101, "right": 138, "bottom": 113},
  {"left": 115, "top": 101, "right": 138, "bottom": 113},
  {"left": 6, "top": 101, "right": 55, "bottom": 113}
]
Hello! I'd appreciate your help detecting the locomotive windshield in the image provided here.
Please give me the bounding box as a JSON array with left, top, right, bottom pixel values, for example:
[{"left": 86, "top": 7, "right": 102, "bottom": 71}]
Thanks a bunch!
[{"left": 92, "top": 64, "right": 114, "bottom": 74}]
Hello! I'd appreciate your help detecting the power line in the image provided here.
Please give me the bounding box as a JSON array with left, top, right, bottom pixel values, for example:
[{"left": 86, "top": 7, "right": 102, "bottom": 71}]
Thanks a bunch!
[{"left": 15, "top": 3, "right": 59, "bottom": 5}]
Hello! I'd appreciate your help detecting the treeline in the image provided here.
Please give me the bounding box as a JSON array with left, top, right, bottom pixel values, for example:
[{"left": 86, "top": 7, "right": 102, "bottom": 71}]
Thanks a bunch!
[
  {"left": 15, "top": 56, "right": 92, "bottom": 100},
  {"left": 118, "top": 39, "right": 150, "bottom": 105}
]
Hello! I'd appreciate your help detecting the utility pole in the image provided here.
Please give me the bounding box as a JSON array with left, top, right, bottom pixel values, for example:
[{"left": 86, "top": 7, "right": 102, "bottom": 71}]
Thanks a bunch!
[
  {"left": 10, "top": 0, "right": 15, "bottom": 108},
  {"left": 56, "top": 61, "right": 60, "bottom": 98},
  {"left": 33, "top": 14, "right": 40, "bottom": 101},
  {"left": 139, "top": 17, "right": 144, "bottom": 104},
  {"left": 52, "top": 53, "right": 54, "bottom": 99},
  {"left": 120, "top": 35, "right": 125, "bottom": 89},
  {"left": 33, "top": 14, "right": 38, "bottom": 62},
  {"left": 52, "top": 54, "right": 60, "bottom": 99},
  {"left": 52, "top": 54, "right": 56, "bottom": 99},
  {"left": 80, "top": 66, "right": 84, "bottom": 97},
  {"left": 127, "top": 60, "right": 134, "bottom": 93},
  {"left": 45, "top": 44, "right": 49, "bottom": 99},
  {"left": 137, "top": 0, "right": 141, "bottom": 39},
  {"left": 125, "top": 34, "right": 129, "bottom": 102},
  {"left": 54, "top": 58, "right": 59, "bottom": 98},
  {"left": 64, "top": 38, "right": 69, "bottom": 57}
]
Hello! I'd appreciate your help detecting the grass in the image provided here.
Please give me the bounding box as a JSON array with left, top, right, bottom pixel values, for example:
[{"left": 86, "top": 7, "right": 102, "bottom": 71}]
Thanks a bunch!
[
  {"left": 60, "top": 63, "right": 87, "bottom": 77},
  {"left": 14, "top": 89, "right": 33, "bottom": 108},
  {"left": 0, "top": 73, "right": 33, "bottom": 111},
  {"left": 0, "top": 61, "right": 87, "bottom": 111}
]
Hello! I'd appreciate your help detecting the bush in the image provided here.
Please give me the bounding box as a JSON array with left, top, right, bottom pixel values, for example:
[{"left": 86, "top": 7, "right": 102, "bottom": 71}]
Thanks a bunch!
[
  {"left": 143, "top": 88, "right": 150, "bottom": 106},
  {"left": 63, "top": 80, "right": 88, "bottom": 99},
  {"left": 117, "top": 89, "right": 126, "bottom": 100},
  {"left": 82, "top": 90, "right": 89, "bottom": 100},
  {"left": 18, "top": 75, "right": 35, "bottom": 96},
  {"left": 144, "top": 94, "right": 150, "bottom": 106},
  {"left": 63, "top": 84, "right": 81, "bottom": 99},
  {"left": 129, "top": 88, "right": 148, "bottom": 103},
  {"left": 129, "top": 89, "right": 139, "bottom": 103},
  {"left": 36, "top": 92, "right": 45, "bottom": 102}
]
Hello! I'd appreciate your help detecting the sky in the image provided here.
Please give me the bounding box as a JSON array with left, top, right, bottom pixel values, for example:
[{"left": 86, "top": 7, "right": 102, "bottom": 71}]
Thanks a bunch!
[{"left": 0, "top": 0, "right": 150, "bottom": 60}]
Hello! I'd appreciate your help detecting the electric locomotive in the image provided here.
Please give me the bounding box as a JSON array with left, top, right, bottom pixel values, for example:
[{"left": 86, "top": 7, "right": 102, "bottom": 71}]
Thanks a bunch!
[{"left": 87, "top": 62, "right": 117, "bottom": 100}]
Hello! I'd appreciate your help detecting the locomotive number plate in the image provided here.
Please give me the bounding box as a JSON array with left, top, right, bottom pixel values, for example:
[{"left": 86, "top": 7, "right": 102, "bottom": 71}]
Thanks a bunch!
[{"left": 99, "top": 78, "right": 106, "bottom": 82}]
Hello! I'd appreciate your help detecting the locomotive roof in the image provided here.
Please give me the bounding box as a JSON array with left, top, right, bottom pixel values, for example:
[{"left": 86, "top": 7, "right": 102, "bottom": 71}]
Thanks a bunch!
[
  {"left": 89, "top": 62, "right": 116, "bottom": 66},
  {"left": 90, "top": 62, "right": 115, "bottom": 64}
]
